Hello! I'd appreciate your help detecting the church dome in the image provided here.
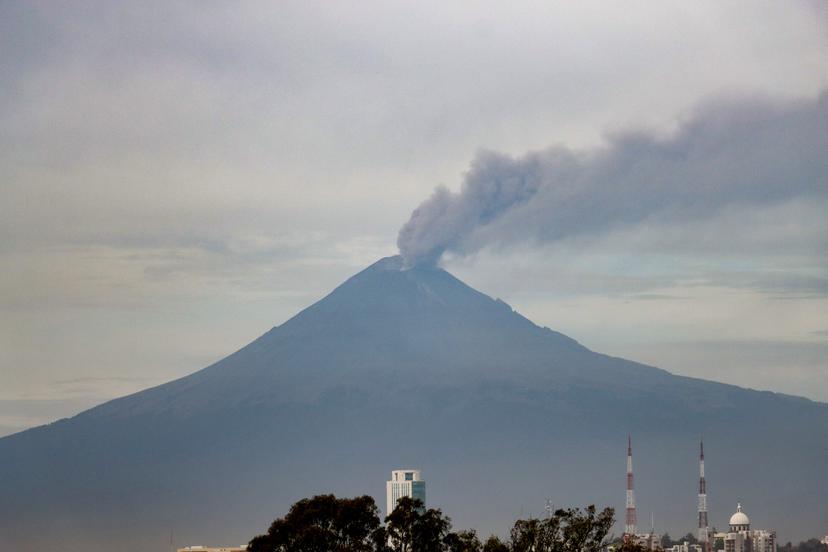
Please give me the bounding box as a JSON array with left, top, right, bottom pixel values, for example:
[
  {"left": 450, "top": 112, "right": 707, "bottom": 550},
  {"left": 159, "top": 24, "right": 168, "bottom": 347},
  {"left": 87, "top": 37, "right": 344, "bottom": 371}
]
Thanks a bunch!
[{"left": 729, "top": 503, "right": 750, "bottom": 528}]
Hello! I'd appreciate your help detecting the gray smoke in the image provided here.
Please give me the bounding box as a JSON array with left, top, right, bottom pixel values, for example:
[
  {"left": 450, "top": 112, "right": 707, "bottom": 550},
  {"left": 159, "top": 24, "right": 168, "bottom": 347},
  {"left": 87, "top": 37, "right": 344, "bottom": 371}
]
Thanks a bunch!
[{"left": 397, "top": 92, "right": 828, "bottom": 267}]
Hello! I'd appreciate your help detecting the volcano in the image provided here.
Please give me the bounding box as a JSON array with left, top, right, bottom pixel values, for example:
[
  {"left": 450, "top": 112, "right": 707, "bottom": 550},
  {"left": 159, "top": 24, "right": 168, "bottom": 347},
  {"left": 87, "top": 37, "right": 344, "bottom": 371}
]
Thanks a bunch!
[{"left": 1, "top": 256, "right": 826, "bottom": 551}]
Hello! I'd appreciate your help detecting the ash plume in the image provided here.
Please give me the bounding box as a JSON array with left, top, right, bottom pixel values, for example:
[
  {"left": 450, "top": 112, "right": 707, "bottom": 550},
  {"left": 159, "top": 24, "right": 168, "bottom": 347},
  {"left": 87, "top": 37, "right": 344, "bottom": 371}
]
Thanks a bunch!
[{"left": 397, "top": 93, "right": 828, "bottom": 268}]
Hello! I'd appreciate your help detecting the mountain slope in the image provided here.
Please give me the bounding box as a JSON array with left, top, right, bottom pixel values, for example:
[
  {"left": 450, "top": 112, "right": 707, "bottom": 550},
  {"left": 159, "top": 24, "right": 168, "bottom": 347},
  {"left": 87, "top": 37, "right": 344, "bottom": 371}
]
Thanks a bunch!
[{"left": 1, "top": 256, "right": 826, "bottom": 551}]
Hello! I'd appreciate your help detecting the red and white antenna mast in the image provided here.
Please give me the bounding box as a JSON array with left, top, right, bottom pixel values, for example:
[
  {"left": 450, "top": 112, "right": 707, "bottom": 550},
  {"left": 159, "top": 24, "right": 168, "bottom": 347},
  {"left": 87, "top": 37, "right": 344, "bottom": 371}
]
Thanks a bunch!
[
  {"left": 698, "top": 440, "right": 709, "bottom": 552},
  {"left": 625, "top": 435, "right": 637, "bottom": 537}
]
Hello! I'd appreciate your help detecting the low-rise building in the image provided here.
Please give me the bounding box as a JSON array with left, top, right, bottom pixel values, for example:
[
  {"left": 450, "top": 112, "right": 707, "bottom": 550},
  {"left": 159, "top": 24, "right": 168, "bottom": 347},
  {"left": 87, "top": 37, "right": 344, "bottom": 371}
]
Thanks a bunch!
[
  {"left": 722, "top": 504, "right": 776, "bottom": 552},
  {"left": 629, "top": 532, "right": 662, "bottom": 551},
  {"left": 666, "top": 541, "right": 703, "bottom": 552}
]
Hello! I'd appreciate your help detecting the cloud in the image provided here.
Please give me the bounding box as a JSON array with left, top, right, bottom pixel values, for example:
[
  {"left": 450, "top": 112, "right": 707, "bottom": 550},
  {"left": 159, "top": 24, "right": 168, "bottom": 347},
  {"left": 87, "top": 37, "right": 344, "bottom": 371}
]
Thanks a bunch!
[{"left": 398, "top": 93, "right": 828, "bottom": 267}]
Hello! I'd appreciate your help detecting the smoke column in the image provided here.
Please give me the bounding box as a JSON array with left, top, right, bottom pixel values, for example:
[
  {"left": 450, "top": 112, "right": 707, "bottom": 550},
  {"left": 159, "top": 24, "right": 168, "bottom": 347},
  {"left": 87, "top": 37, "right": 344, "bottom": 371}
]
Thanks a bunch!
[{"left": 397, "top": 93, "right": 828, "bottom": 268}]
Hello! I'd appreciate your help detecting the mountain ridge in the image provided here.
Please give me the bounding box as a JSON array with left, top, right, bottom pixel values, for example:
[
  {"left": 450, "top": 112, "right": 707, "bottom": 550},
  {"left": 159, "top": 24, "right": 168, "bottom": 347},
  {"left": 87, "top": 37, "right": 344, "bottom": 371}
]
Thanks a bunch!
[{"left": 1, "top": 256, "right": 826, "bottom": 551}]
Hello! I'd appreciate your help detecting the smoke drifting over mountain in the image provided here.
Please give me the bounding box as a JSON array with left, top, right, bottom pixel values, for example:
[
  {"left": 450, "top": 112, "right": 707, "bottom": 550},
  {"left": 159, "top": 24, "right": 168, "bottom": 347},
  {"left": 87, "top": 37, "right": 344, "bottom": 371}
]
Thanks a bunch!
[{"left": 397, "top": 93, "right": 828, "bottom": 267}]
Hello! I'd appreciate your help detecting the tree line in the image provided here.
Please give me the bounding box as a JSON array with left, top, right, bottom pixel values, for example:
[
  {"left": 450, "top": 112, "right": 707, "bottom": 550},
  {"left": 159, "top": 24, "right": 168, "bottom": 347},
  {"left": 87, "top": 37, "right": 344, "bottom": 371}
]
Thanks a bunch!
[
  {"left": 247, "top": 494, "right": 645, "bottom": 552},
  {"left": 778, "top": 540, "right": 828, "bottom": 552}
]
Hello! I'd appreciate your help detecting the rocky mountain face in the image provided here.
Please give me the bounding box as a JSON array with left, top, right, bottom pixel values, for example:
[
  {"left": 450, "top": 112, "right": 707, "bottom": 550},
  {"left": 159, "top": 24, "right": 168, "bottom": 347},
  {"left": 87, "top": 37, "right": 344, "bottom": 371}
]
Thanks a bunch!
[{"left": 1, "top": 256, "right": 826, "bottom": 551}]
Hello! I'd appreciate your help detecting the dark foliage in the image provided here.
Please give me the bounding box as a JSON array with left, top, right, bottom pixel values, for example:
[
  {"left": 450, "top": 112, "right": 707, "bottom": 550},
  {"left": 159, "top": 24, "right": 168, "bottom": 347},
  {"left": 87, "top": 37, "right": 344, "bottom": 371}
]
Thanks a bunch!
[
  {"left": 508, "top": 505, "right": 615, "bottom": 552},
  {"left": 247, "top": 494, "right": 384, "bottom": 552},
  {"left": 444, "top": 530, "right": 483, "bottom": 552},
  {"left": 780, "top": 539, "right": 828, "bottom": 552},
  {"left": 250, "top": 495, "right": 615, "bottom": 552},
  {"left": 385, "top": 497, "right": 453, "bottom": 552},
  {"left": 660, "top": 532, "right": 701, "bottom": 549},
  {"left": 483, "top": 535, "right": 510, "bottom": 552}
]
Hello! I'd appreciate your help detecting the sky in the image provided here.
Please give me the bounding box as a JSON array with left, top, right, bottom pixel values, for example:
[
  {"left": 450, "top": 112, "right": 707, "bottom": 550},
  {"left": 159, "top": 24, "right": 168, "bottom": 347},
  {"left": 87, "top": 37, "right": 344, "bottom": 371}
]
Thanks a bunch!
[{"left": 1, "top": 0, "right": 827, "bottom": 438}]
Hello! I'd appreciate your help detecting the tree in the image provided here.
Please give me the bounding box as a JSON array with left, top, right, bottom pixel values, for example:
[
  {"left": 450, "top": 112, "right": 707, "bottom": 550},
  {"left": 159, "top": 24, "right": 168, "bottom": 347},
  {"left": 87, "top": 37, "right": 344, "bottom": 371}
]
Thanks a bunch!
[
  {"left": 482, "top": 535, "right": 510, "bottom": 552},
  {"left": 386, "top": 497, "right": 453, "bottom": 552},
  {"left": 444, "top": 529, "right": 482, "bottom": 552},
  {"left": 553, "top": 506, "right": 615, "bottom": 552},
  {"left": 385, "top": 497, "right": 420, "bottom": 552},
  {"left": 250, "top": 493, "right": 618, "bottom": 552},
  {"left": 247, "top": 494, "right": 384, "bottom": 552},
  {"left": 783, "top": 539, "right": 828, "bottom": 552},
  {"left": 414, "top": 507, "right": 452, "bottom": 552},
  {"left": 509, "top": 505, "right": 615, "bottom": 552},
  {"left": 510, "top": 517, "right": 546, "bottom": 552}
]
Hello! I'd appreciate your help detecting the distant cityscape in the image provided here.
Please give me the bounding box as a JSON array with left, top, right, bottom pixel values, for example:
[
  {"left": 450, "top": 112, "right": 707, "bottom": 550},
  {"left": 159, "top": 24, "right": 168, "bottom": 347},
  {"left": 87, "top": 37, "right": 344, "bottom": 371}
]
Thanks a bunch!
[
  {"left": 620, "top": 438, "right": 776, "bottom": 552},
  {"left": 176, "top": 439, "right": 827, "bottom": 552}
]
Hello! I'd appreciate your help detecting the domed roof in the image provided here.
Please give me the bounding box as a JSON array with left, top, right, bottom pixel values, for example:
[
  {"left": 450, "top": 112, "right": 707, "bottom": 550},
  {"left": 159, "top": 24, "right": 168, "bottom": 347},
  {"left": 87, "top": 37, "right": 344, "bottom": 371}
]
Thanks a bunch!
[{"left": 729, "top": 503, "right": 750, "bottom": 526}]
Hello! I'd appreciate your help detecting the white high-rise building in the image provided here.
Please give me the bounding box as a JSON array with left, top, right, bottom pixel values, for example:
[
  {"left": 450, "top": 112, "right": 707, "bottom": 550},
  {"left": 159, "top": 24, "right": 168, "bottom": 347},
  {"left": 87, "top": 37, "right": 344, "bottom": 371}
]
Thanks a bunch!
[{"left": 386, "top": 469, "right": 425, "bottom": 516}]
